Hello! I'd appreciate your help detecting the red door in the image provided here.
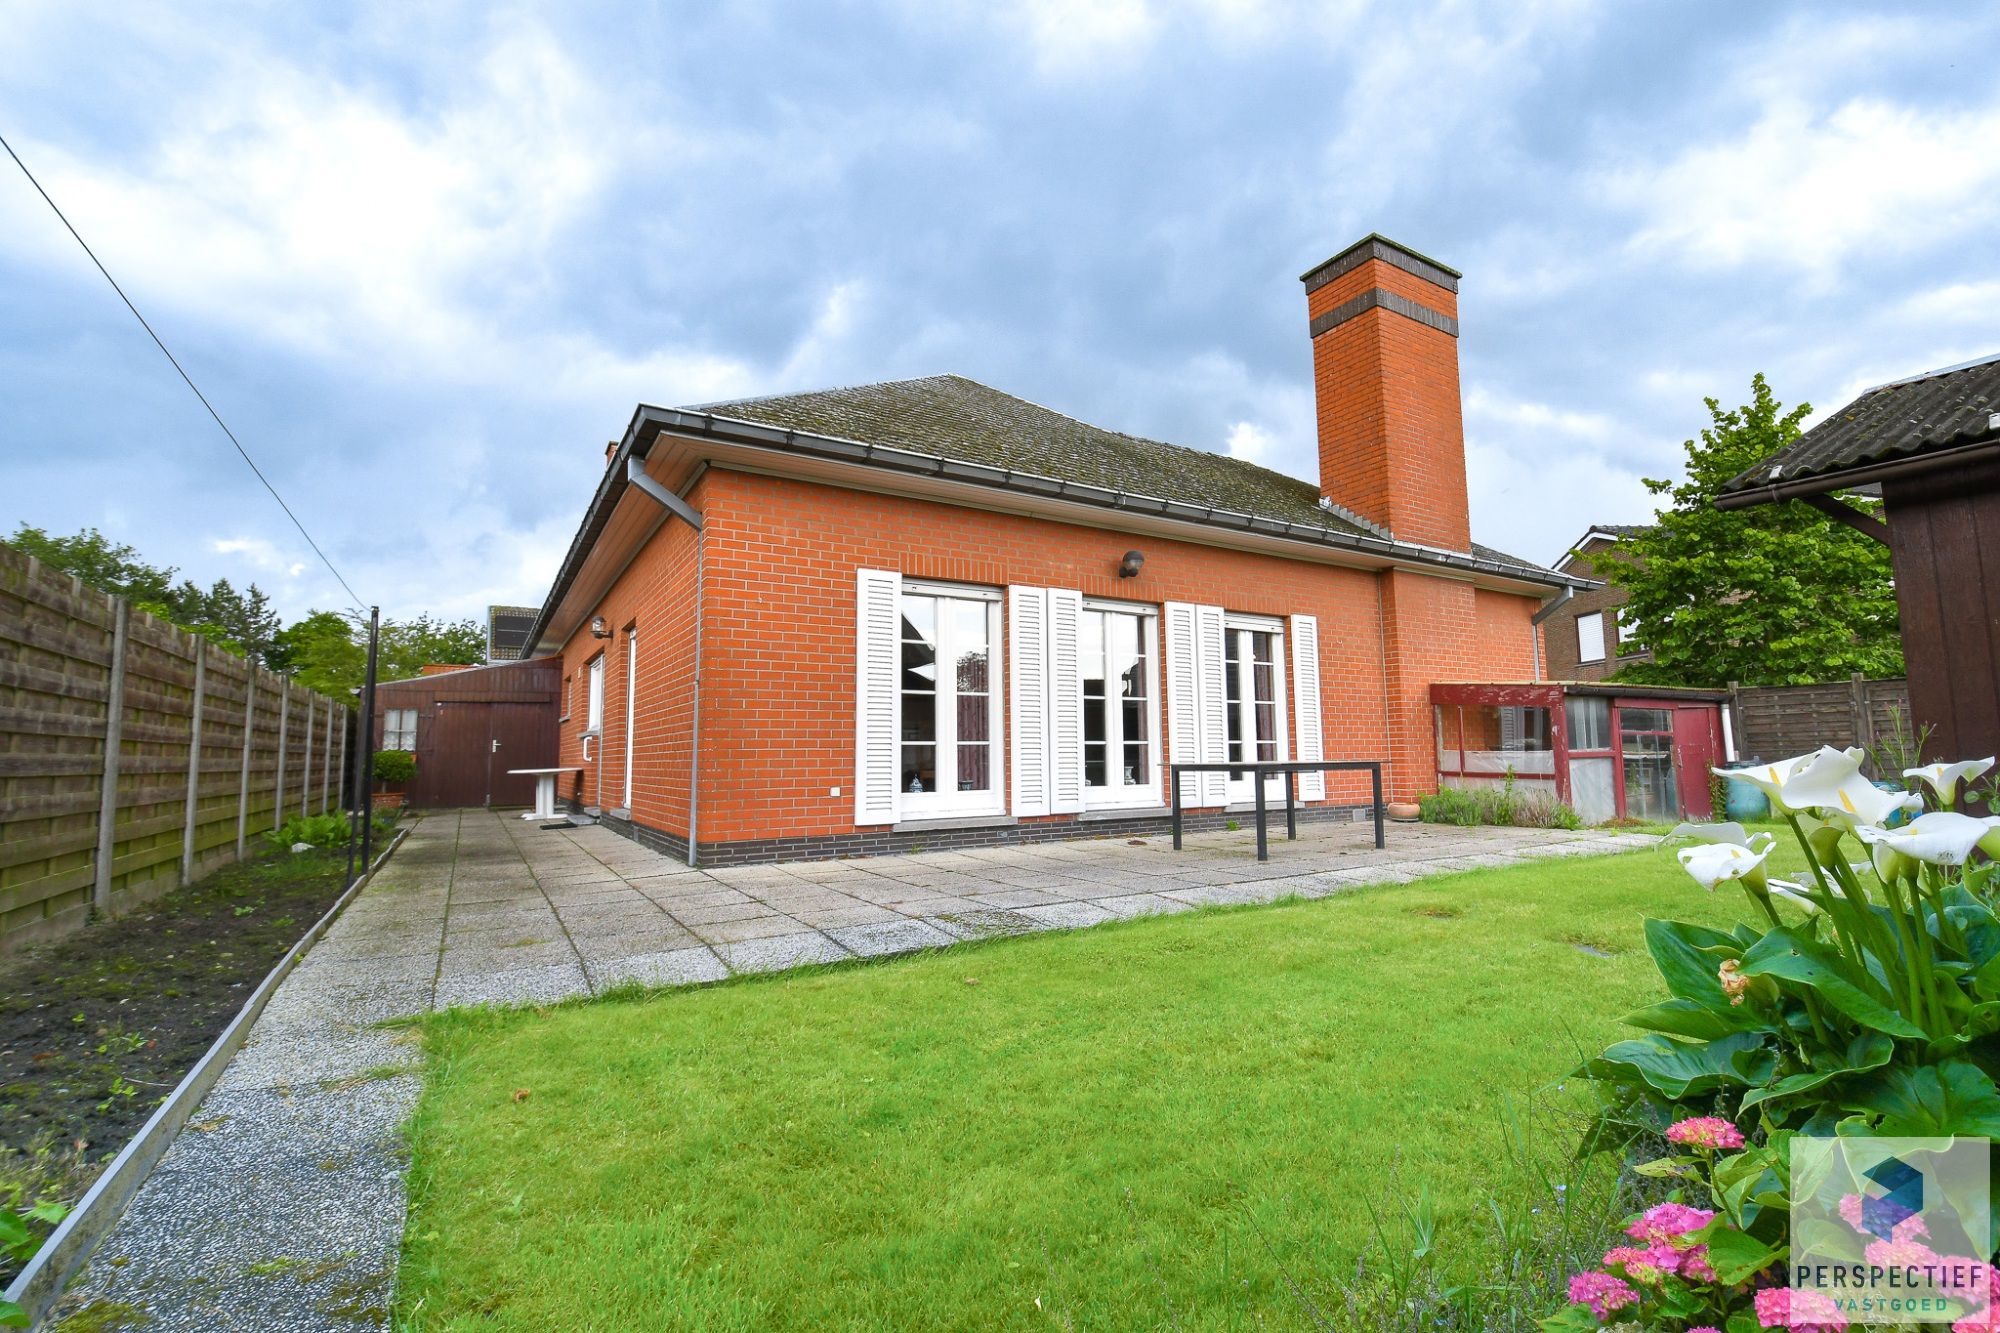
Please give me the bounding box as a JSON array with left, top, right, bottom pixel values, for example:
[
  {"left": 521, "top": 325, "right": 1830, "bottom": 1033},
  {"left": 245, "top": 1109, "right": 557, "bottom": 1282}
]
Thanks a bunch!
[{"left": 1673, "top": 705, "right": 1721, "bottom": 818}]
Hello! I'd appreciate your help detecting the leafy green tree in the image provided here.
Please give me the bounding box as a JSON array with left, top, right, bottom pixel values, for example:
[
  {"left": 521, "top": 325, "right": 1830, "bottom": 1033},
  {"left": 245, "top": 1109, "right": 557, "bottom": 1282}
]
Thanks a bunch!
[
  {"left": 8, "top": 525, "right": 177, "bottom": 607},
  {"left": 8, "top": 524, "right": 282, "bottom": 663},
  {"left": 270, "top": 610, "right": 487, "bottom": 695},
  {"left": 1596, "top": 374, "right": 1902, "bottom": 688}
]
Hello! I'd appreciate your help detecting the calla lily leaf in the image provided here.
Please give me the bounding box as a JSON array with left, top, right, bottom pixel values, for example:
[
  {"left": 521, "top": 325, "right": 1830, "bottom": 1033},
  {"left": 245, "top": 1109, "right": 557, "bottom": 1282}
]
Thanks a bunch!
[
  {"left": 1738, "top": 926, "right": 1925, "bottom": 1038},
  {"left": 1842, "top": 1059, "right": 2000, "bottom": 1138}
]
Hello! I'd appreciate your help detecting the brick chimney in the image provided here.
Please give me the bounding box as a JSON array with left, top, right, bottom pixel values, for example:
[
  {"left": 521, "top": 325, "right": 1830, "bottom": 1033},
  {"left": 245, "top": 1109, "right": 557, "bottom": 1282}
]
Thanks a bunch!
[{"left": 1300, "top": 234, "right": 1470, "bottom": 551}]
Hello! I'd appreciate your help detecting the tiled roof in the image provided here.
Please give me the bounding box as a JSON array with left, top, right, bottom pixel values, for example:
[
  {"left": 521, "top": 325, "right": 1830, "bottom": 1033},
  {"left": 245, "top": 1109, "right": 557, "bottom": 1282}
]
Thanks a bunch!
[
  {"left": 1721, "top": 353, "right": 2000, "bottom": 494},
  {"left": 694, "top": 374, "right": 1559, "bottom": 582}
]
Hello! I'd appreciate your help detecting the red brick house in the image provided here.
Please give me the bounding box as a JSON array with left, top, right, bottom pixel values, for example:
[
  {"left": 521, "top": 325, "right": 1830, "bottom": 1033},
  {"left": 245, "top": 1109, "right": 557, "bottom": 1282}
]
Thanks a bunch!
[
  {"left": 1539, "top": 524, "right": 1654, "bottom": 681},
  {"left": 524, "top": 235, "right": 1588, "bottom": 864}
]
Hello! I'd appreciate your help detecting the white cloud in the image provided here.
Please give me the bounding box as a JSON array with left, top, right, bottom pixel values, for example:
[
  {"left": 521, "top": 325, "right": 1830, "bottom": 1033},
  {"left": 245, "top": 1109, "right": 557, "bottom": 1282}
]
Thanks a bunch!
[
  {"left": 1223, "top": 420, "right": 1274, "bottom": 462},
  {"left": 1605, "top": 95, "right": 2000, "bottom": 281},
  {"left": 1464, "top": 386, "right": 1616, "bottom": 442}
]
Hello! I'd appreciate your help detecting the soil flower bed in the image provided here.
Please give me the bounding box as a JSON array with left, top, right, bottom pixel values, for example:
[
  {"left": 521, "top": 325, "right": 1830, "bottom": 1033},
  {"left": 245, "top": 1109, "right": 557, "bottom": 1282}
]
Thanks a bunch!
[{"left": 1, "top": 845, "right": 356, "bottom": 1287}]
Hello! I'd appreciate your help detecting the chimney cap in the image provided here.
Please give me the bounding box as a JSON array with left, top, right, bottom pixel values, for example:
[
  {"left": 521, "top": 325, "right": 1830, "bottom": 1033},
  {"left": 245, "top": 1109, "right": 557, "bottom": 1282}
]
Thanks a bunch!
[{"left": 1300, "top": 233, "right": 1460, "bottom": 295}]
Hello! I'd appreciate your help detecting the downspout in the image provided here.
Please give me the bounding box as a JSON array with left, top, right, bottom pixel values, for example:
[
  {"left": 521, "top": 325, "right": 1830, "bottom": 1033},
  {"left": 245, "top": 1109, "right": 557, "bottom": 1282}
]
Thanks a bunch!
[
  {"left": 1530, "top": 586, "right": 1575, "bottom": 683},
  {"left": 624, "top": 458, "right": 705, "bottom": 867}
]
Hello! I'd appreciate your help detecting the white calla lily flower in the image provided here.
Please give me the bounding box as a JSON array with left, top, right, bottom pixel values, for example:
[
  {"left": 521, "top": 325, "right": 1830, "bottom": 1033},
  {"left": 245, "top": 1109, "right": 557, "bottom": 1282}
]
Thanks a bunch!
[
  {"left": 1678, "top": 842, "right": 1772, "bottom": 891},
  {"left": 1666, "top": 821, "right": 1775, "bottom": 851},
  {"left": 1857, "top": 812, "right": 2000, "bottom": 867},
  {"left": 1715, "top": 750, "right": 1824, "bottom": 815},
  {"left": 1904, "top": 758, "right": 1995, "bottom": 807},
  {"left": 1780, "top": 746, "right": 1907, "bottom": 828}
]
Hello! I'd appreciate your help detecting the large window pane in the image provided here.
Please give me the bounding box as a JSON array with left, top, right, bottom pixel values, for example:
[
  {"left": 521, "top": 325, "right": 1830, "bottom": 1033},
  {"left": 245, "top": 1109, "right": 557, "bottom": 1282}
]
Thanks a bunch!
[
  {"left": 901, "top": 639, "right": 937, "bottom": 692},
  {"left": 1621, "top": 725, "right": 1677, "bottom": 820},
  {"left": 1565, "top": 696, "right": 1610, "bottom": 751},
  {"left": 902, "top": 689, "right": 935, "bottom": 743},
  {"left": 902, "top": 746, "right": 936, "bottom": 794}
]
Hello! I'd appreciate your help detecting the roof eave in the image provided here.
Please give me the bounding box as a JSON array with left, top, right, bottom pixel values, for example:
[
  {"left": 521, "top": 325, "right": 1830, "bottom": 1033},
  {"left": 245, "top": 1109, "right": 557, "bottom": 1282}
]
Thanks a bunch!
[{"left": 1716, "top": 433, "right": 2000, "bottom": 511}]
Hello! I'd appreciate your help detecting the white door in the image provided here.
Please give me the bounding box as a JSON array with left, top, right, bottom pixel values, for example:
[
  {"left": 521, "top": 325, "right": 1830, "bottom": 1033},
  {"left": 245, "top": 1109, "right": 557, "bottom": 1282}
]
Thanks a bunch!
[
  {"left": 1223, "top": 622, "right": 1288, "bottom": 804},
  {"left": 899, "top": 588, "right": 1003, "bottom": 815}
]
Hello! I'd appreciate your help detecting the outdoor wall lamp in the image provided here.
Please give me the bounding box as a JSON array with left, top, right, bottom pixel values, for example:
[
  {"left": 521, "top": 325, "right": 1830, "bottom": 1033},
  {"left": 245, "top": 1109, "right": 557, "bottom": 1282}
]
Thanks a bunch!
[
  {"left": 590, "top": 616, "right": 611, "bottom": 638},
  {"left": 1118, "top": 550, "right": 1145, "bottom": 579}
]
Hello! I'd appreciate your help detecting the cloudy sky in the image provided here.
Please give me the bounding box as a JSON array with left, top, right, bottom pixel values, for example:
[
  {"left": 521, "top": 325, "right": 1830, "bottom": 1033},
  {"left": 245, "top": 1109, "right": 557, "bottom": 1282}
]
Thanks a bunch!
[{"left": 3, "top": 2, "right": 1996, "bottom": 624}]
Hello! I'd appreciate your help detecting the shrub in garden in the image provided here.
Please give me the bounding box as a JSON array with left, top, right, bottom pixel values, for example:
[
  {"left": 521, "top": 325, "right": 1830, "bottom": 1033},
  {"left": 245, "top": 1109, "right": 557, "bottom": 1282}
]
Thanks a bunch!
[
  {"left": 1553, "top": 746, "right": 2000, "bottom": 1330},
  {"left": 373, "top": 749, "right": 416, "bottom": 785},
  {"left": 1420, "top": 771, "right": 1584, "bottom": 830}
]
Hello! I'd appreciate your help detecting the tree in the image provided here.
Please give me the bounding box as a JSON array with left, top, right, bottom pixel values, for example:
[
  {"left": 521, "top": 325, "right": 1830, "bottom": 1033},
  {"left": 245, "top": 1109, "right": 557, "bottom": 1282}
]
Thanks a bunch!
[
  {"left": 8, "top": 524, "right": 282, "bottom": 663},
  {"left": 270, "top": 610, "right": 487, "bottom": 696},
  {"left": 1596, "top": 374, "right": 1902, "bottom": 688}
]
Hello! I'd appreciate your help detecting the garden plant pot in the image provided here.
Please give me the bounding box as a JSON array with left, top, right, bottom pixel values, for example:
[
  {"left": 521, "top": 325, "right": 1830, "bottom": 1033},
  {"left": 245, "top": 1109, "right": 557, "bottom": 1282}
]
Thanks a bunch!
[{"left": 1386, "top": 801, "right": 1421, "bottom": 822}]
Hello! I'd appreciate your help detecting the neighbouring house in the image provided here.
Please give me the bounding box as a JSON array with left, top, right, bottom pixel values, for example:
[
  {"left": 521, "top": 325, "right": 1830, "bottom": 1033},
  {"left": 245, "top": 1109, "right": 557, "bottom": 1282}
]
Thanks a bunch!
[
  {"left": 371, "top": 657, "right": 560, "bottom": 809},
  {"left": 486, "top": 604, "right": 538, "bottom": 662},
  {"left": 1716, "top": 352, "right": 2000, "bottom": 765},
  {"left": 524, "top": 234, "right": 1592, "bottom": 865},
  {"left": 1538, "top": 524, "right": 1653, "bottom": 681}
]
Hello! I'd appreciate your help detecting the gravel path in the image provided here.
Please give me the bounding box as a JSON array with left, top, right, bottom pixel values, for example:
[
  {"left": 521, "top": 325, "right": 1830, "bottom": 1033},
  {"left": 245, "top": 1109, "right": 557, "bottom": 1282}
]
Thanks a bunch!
[{"left": 53, "top": 811, "right": 1654, "bottom": 1328}]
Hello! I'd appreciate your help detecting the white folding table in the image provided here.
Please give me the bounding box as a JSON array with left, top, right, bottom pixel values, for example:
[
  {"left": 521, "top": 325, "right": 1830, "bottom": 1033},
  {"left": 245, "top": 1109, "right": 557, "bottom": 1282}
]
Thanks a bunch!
[{"left": 508, "top": 767, "right": 585, "bottom": 821}]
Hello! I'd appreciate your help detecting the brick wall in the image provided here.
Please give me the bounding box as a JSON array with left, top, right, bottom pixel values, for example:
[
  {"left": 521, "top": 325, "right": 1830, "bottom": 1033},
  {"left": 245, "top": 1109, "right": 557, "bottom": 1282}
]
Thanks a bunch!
[
  {"left": 550, "top": 467, "right": 1541, "bottom": 856},
  {"left": 1305, "top": 255, "right": 1471, "bottom": 551},
  {"left": 1539, "top": 537, "right": 1652, "bottom": 680}
]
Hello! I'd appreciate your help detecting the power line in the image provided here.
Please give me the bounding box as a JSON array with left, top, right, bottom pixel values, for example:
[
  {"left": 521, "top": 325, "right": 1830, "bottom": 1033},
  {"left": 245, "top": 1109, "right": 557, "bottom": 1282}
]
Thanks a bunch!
[{"left": 1, "top": 130, "right": 366, "bottom": 610}]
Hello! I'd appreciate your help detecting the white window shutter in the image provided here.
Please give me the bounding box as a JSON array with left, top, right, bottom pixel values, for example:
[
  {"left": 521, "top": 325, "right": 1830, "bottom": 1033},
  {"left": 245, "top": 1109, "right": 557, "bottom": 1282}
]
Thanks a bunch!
[
  {"left": 1164, "top": 602, "right": 1203, "bottom": 806},
  {"left": 1008, "top": 587, "right": 1050, "bottom": 818},
  {"left": 1193, "top": 605, "right": 1228, "bottom": 805},
  {"left": 1046, "top": 588, "right": 1085, "bottom": 815},
  {"left": 1289, "top": 614, "right": 1326, "bottom": 801},
  {"left": 855, "top": 569, "right": 901, "bottom": 826}
]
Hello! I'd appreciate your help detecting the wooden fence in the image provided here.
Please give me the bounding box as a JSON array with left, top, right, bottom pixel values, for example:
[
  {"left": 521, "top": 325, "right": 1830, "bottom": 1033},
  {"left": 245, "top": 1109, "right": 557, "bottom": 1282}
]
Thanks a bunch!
[
  {"left": 1, "top": 543, "right": 350, "bottom": 952},
  {"left": 1730, "top": 674, "right": 1913, "bottom": 771}
]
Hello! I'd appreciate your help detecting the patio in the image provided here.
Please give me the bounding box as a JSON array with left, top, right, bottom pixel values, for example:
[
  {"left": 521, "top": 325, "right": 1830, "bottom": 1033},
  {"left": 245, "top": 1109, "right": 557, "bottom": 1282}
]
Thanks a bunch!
[
  {"left": 380, "top": 810, "right": 1655, "bottom": 1007},
  {"left": 59, "top": 810, "right": 1653, "bottom": 1329}
]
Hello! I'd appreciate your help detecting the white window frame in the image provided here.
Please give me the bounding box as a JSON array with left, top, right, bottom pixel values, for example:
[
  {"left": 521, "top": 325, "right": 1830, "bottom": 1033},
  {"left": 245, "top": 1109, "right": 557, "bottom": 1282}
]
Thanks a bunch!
[
  {"left": 382, "top": 708, "right": 417, "bottom": 750},
  {"left": 1220, "top": 613, "right": 1289, "bottom": 805},
  {"left": 559, "top": 673, "right": 572, "bottom": 722},
  {"left": 585, "top": 653, "right": 605, "bottom": 735},
  {"left": 1576, "top": 611, "right": 1607, "bottom": 664},
  {"left": 897, "top": 581, "right": 1006, "bottom": 819},
  {"left": 1079, "top": 598, "right": 1162, "bottom": 810}
]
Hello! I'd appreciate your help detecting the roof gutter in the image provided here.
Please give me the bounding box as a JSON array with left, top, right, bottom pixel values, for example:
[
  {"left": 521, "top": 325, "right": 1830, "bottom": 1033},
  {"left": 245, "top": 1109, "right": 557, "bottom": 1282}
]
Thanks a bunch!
[
  {"left": 1716, "top": 433, "right": 2000, "bottom": 510},
  {"left": 629, "top": 405, "right": 1599, "bottom": 592}
]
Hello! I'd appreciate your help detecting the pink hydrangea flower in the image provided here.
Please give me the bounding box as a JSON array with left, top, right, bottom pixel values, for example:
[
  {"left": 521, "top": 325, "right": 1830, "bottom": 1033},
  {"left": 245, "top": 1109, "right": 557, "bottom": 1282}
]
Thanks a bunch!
[
  {"left": 1603, "top": 1243, "right": 1681, "bottom": 1284},
  {"left": 1627, "top": 1201, "right": 1716, "bottom": 1245},
  {"left": 1956, "top": 1306, "right": 2000, "bottom": 1333},
  {"left": 1683, "top": 1244, "right": 1717, "bottom": 1282},
  {"left": 1668, "top": 1115, "right": 1746, "bottom": 1150},
  {"left": 1568, "top": 1270, "right": 1638, "bottom": 1318},
  {"left": 1864, "top": 1237, "right": 1943, "bottom": 1274},
  {"left": 1755, "top": 1285, "right": 1849, "bottom": 1331}
]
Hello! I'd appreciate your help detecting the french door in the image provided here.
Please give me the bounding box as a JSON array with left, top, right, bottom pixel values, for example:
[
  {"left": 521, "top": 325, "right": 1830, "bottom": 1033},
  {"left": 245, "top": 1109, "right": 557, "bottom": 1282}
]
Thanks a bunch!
[
  {"left": 1081, "top": 602, "right": 1159, "bottom": 808},
  {"left": 899, "top": 586, "right": 1003, "bottom": 815},
  {"left": 1223, "top": 621, "right": 1288, "bottom": 804}
]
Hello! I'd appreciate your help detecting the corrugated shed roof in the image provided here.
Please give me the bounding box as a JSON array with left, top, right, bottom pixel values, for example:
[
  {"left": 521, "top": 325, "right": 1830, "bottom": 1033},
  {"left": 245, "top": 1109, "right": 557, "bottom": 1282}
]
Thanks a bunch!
[
  {"left": 1721, "top": 353, "right": 2000, "bottom": 493},
  {"left": 696, "top": 374, "right": 1560, "bottom": 583}
]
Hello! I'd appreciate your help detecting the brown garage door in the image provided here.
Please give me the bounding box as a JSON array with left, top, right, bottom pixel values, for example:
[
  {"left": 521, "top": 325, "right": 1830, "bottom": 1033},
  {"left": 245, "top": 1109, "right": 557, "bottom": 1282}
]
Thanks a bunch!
[{"left": 412, "top": 701, "right": 554, "bottom": 808}]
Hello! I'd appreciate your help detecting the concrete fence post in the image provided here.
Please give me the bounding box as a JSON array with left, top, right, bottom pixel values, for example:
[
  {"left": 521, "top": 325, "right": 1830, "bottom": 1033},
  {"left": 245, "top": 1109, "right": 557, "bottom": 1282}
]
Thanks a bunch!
[
  {"left": 273, "top": 687, "right": 290, "bottom": 834},
  {"left": 301, "top": 692, "right": 314, "bottom": 819},
  {"left": 236, "top": 670, "right": 258, "bottom": 858},
  {"left": 179, "top": 640, "right": 207, "bottom": 885},
  {"left": 92, "top": 596, "right": 131, "bottom": 917},
  {"left": 321, "top": 699, "right": 333, "bottom": 813}
]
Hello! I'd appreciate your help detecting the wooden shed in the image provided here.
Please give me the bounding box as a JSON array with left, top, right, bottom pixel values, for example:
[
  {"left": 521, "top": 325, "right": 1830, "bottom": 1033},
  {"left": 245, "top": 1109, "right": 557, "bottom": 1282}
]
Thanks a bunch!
[
  {"left": 1717, "top": 354, "right": 2000, "bottom": 766},
  {"left": 372, "top": 657, "right": 560, "bottom": 809}
]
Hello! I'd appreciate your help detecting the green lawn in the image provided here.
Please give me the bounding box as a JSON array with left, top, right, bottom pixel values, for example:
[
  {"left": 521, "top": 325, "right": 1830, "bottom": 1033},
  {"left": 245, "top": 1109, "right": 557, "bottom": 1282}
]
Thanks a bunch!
[{"left": 397, "top": 844, "right": 1769, "bottom": 1331}]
